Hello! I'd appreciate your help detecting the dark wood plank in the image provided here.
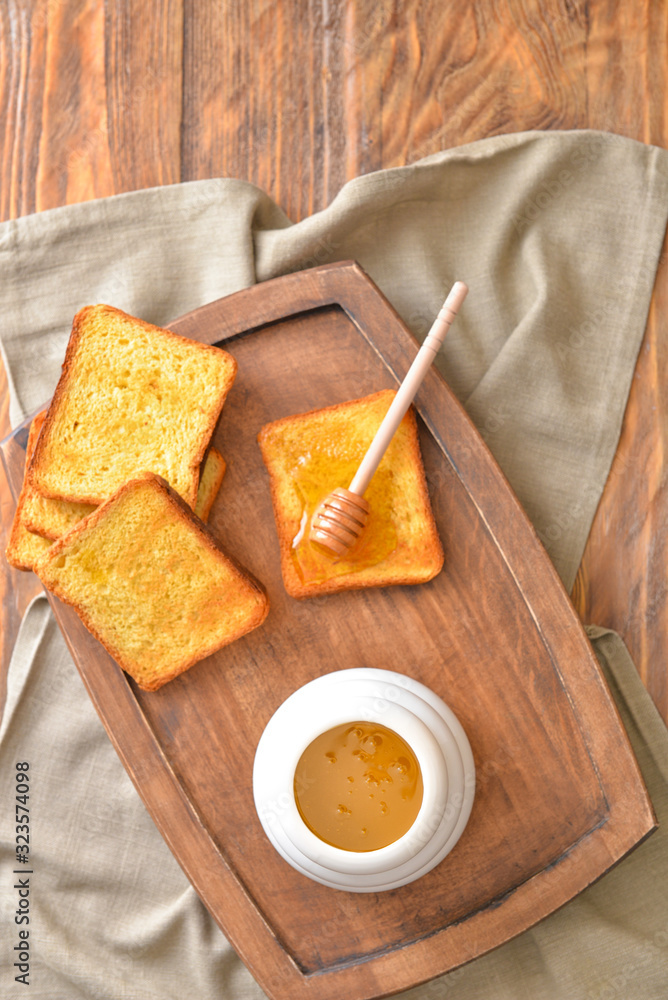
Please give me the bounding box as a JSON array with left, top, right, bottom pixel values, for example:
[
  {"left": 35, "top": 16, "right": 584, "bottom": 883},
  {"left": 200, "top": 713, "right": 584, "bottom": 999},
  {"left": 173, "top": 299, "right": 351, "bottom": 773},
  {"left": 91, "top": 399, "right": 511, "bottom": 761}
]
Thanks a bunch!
[
  {"left": 1, "top": 263, "right": 653, "bottom": 1000},
  {"left": 103, "top": 0, "right": 183, "bottom": 192}
]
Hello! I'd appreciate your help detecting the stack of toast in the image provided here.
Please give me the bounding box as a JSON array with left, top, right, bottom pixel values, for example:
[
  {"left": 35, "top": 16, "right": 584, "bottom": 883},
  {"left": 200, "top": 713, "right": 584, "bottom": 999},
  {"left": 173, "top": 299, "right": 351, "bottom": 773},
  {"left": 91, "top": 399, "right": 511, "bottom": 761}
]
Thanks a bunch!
[
  {"left": 8, "top": 408, "right": 227, "bottom": 572},
  {"left": 7, "top": 305, "right": 268, "bottom": 690},
  {"left": 6, "top": 304, "right": 444, "bottom": 691}
]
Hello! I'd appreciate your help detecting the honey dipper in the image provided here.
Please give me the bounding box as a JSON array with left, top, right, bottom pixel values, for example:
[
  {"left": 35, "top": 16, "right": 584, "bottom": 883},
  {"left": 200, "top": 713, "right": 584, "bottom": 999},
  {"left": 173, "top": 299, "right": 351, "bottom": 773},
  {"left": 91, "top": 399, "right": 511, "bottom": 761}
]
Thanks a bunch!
[{"left": 309, "top": 281, "right": 468, "bottom": 557}]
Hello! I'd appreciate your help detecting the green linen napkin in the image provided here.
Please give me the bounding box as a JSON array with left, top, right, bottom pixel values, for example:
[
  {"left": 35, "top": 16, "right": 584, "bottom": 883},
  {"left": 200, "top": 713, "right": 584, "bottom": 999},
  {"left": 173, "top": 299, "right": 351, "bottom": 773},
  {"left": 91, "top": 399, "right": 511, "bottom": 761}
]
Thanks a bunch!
[{"left": 1, "top": 129, "right": 668, "bottom": 998}]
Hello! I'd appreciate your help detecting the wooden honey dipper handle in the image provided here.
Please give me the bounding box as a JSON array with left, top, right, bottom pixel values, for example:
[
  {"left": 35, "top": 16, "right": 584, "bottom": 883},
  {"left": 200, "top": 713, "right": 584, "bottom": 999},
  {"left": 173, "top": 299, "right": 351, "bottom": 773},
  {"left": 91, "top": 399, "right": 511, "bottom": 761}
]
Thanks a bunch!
[
  {"left": 309, "top": 282, "right": 468, "bottom": 557},
  {"left": 349, "top": 280, "right": 469, "bottom": 496}
]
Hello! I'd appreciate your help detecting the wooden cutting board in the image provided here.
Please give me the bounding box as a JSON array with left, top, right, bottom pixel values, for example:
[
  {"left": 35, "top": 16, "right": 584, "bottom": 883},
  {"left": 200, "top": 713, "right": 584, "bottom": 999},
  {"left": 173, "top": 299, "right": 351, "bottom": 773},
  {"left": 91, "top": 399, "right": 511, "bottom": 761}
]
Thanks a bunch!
[{"left": 1, "top": 261, "right": 655, "bottom": 1000}]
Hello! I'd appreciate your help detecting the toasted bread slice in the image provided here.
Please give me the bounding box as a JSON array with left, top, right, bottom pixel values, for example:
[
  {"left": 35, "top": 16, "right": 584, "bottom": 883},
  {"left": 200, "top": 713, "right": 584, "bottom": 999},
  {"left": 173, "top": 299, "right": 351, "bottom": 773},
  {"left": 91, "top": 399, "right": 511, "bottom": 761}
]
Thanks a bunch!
[
  {"left": 22, "top": 478, "right": 96, "bottom": 541},
  {"left": 194, "top": 447, "right": 226, "bottom": 522},
  {"left": 258, "top": 390, "right": 444, "bottom": 598},
  {"left": 5, "top": 519, "right": 52, "bottom": 572},
  {"left": 28, "top": 305, "right": 237, "bottom": 508},
  {"left": 24, "top": 436, "right": 226, "bottom": 539},
  {"left": 34, "top": 473, "right": 269, "bottom": 691},
  {"left": 5, "top": 413, "right": 53, "bottom": 571}
]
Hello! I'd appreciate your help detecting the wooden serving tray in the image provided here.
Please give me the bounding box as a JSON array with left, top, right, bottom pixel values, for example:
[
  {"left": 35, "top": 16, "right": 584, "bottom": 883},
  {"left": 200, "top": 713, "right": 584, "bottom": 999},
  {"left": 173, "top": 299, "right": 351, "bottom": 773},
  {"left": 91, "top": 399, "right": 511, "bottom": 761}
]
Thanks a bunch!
[{"left": 2, "top": 261, "right": 655, "bottom": 1000}]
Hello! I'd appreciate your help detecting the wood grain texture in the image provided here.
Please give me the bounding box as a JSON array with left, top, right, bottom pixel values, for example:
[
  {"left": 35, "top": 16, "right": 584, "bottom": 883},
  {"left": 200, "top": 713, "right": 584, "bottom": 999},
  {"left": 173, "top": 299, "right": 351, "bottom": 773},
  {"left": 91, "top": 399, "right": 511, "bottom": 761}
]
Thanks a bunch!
[
  {"left": 1, "top": 0, "right": 668, "bottom": 729},
  {"left": 1, "top": 263, "right": 654, "bottom": 1000}
]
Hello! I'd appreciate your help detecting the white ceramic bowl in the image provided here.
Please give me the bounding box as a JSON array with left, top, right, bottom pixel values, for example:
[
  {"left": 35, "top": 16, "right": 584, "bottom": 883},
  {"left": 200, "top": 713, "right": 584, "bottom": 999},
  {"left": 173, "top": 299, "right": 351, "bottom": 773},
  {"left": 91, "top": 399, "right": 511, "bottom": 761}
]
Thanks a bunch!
[{"left": 253, "top": 668, "right": 475, "bottom": 892}]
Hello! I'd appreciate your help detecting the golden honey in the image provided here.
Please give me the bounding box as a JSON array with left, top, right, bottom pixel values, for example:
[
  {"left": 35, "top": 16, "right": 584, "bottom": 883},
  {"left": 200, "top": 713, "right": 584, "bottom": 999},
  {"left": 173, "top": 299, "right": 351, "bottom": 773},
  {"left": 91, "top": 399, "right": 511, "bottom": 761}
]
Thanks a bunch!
[
  {"left": 289, "top": 449, "right": 398, "bottom": 585},
  {"left": 294, "top": 721, "right": 423, "bottom": 852}
]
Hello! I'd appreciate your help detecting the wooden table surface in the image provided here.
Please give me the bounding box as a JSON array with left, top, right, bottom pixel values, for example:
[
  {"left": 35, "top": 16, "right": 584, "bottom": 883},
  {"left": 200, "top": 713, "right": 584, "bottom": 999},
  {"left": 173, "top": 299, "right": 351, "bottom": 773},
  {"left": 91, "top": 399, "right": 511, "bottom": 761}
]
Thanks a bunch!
[{"left": 1, "top": 0, "right": 667, "bottom": 729}]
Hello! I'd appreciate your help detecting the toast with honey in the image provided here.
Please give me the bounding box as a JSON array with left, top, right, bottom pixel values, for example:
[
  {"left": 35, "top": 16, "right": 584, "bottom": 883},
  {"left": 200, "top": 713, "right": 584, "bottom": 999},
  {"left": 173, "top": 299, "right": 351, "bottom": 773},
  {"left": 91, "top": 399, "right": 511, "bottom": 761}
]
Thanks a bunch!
[
  {"left": 258, "top": 390, "right": 444, "bottom": 598},
  {"left": 34, "top": 473, "right": 269, "bottom": 691},
  {"left": 28, "top": 304, "right": 237, "bottom": 508}
]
